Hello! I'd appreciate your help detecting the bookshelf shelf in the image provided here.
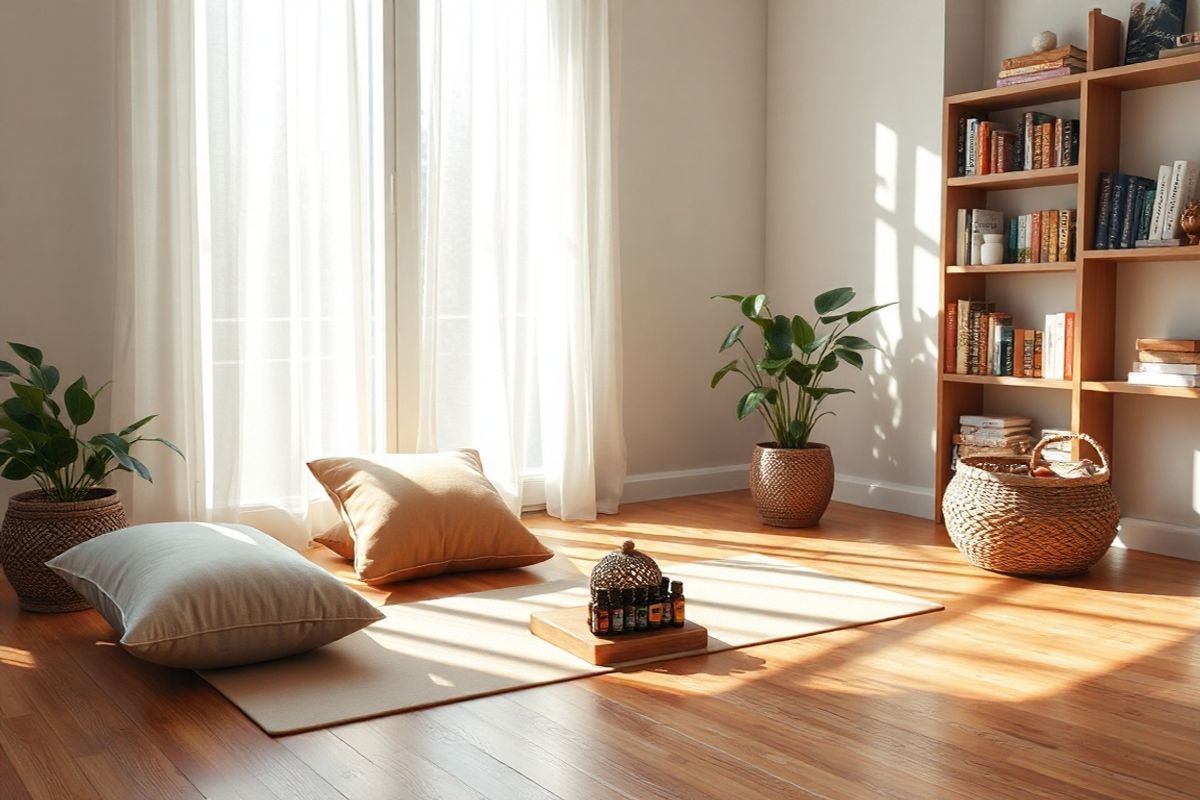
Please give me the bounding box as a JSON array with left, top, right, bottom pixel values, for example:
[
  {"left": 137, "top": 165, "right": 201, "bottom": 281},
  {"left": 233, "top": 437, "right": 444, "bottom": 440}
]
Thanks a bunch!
[
  {"left": 1081, "top": 381, "right": 1200, "bottom": 399},
  {"left": 947, "top": 165, "right": 1078, "bottom": 191},
  {"left": 1081, "top": 245, "right": 1200, "bottom": 263},
  {"left": 944, "top": 73, "right": 1082, "bottom": 111},
  {"left": 943, "top": 374, "right": 1072, "bottom": 390},
  {"left": 946, "top": 262, "right": 1076, "bottom": 274},
  {"left": 1086, "top": 50, "right": 1200, "bottom": 91}
]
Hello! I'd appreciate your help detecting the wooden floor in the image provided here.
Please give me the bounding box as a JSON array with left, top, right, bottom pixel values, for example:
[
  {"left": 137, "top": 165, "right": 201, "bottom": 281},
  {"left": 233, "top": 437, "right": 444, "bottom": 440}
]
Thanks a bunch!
[{"left": 1, "top": 492, "right": 1199, "bottom": 799}]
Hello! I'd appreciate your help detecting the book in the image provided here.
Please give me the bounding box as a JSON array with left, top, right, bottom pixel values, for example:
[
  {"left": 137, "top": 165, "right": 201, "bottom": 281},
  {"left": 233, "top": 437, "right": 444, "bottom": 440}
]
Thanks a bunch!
[
  {"left": 1064, "top": 312, "right": 1075, "bottom": 381},
  {"left": 965, "top": 120, "right": 978, "bottom": 176},
  {"left": 960, "top": 422, "right": 1031, "bottom": 434},
  {"left": 1095, "top": 172, "right": 1114, "bottom": 248},
  {"left": 953, "top": 433, "right": 1035, "bottom": 448},
  {"left": 1127, "top": 371, "right": 1200, "bottom": 387},
  {"left": 1062, "top": 120, "right": 1080, "bottom": 167},
  {"left": 970, "top": 209, "right": 1004, "bottom": 265},
  {"left": 996, "top": 66, "right": 1084, "bottom": 87},
  {"left": 1136, "top": 338, "right": 1200, "bottom": 352},
  {"left": 1125, "top": 0, "right": 1186, "bottom": 65},
  {"left": 1002, "top": 45, "right": 1087, "bottom": 71},
  {"left": 1058, "top": 209, "right": 1076, "bottom": 261},
  {"left": 1161, "top": 160, "right": 1198, "bottom": 240},
  {"left": 1138, "top": 187, "right": 1156, "bottom": 241},
  {"left": 1135, "top": 238, "right": 1182, "bottom": 247},
  {"left": 977, "top": 121, "right": 991, "bottom": 175},
  {"left": 944, "top": 302, "right": 958, "bottom": 372},
  {"left": 1132, "top": 361, "right": 1200, "bottom": 375},
  {"left": 998, "top": 57, "right": 1088, "bottom": 78},
  {"left": 1138, "top": 350, "right": 1200, "bottom": 364},
  {"left": 1043, "top": 313, "right": 1068, "bottom": 380},
  {"left": 956, "top": 116, "right": 967, "bottom": 177},
  {"left": 1120, "top": 177, "right": 1150, "bottom": 249},
  {"left": 999, "top": 325, "right": 1015, "bottom": 376},
  {"left": 1107, "top": 173, "right": 1129, "bottom": 249},
  {"left": 1158, "top": 42, "right": 1200, "bottom": 58},
  {"left": 1149, "top": 164, "right": 1173, "bottom": 239},
  {"left": 959, "top": 415, "right": 1032, "bottom": 429},
  {"left": 1048, "top": 210, "right": 1059, "bottom": 262}
]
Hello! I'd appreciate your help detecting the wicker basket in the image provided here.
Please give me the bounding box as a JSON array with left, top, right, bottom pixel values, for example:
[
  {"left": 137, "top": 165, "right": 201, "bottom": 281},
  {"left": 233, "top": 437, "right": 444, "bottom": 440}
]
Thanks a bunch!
[
  {"left": 750, "top": 442, "right": 834, "bottom": 528},
  {"left": 589, "top": 540, "right": 663, "bottom": 595},
  {"left": 942, "top": 433, "right": 1120, "bottom": 577},
  {"left": 0, "top": 488, "right": 127, "bottom": 612}
]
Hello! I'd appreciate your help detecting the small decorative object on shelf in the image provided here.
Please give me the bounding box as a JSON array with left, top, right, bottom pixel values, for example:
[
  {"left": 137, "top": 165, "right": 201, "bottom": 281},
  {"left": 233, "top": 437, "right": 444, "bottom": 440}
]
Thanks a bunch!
[
  {"left": 1032, "top": 30, "right": 1058, "bottom": 52},
  {"left": 1179, "top": 201, "right": 1200, "bottom": 244},
  {"left": 980, "top": 233, "right": 1005, "bottom": 266},
  {"left": 1124, "top": 0, "right": 1186, "bottom": 65}
]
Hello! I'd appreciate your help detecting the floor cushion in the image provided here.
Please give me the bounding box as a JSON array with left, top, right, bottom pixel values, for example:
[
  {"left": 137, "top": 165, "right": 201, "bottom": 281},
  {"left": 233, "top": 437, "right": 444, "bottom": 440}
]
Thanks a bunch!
[{"left": 46, "top": 522, "right": 383, "bottom": 669}]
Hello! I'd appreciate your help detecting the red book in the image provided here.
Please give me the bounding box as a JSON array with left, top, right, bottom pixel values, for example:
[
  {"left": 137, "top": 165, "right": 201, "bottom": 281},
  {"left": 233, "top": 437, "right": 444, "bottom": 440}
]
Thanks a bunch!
[
  {"left": 945, "top": 302, "right": 958, "bottom": 373},
  {"left": 1064, "top": 312, "right": 1075, "bottom": 381}
]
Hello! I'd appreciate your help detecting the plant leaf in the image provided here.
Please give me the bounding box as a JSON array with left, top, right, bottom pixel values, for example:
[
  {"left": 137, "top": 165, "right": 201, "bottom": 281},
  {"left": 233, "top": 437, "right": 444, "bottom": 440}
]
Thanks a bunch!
[
  {"left": 785, "top": 361, "right": 813, "bottom": 386},
  {"left": 125, "top": 455, "right": 152, "bottom": 482},
  {"left": 711, "top": 360, "right": 739, "bottom": 388},
  {"left": 83, "top": 452, "right": 108, "bottom": 481},
  {"left": 1, "top": 398, "right": 43, "bottom": 433},
  {"left": 791, "top": 315, "right": 815, "bottom": 350},
  {"left": 0, "top": 361, "right": 17, "bottom": 377},
  {"left": 757, "top": 357, "right": 792, "bottom": 374},
  {"left": 739, "top": 294, "right": 768, "bottom": 320},
  {"left": 8, "top": 343, "right": 42, "bottom": 367},
  {"left": 141, "top": 436, "right": 184, "bottom": 460},
  {"left": 720, "top": 324, "right": 744, "bottom": 352},
  {"left": 803, "top": 386, "right": 855, "bottom": 399},
  {"left": 845, "top": 302, "right": 897, "bottom": 324},
  {"left": 1, "top": 458, "right": 33, "bottom": 480},
  {"left": 835, "top": 335, "right": 875, "bottom": 350},
  {"left": 10, "top": 382, "right": 44, "bottom": 415},
  {"left": 787, "top": 419, "right": 808, "bottom": 445},
  {"left": 43, "top": 437, "right": 78, "bottom": 470},
  {"left": 819, "top": 352, "right": 839, "bottom": 372},
  {"left": 835, "top": 348, "right": 864, "bottom": 369},
  {"left": 814, "top": 287, "right": 855, "bottom": 315},
  {"left": 64, "top": 377, "right": 94, "bottom": 426},
  {"left": 766, "top": 315, "right": 793, "bottom": 360},
  {"left": 801, "top": 334, "right": 830, "bottom": 356},
  {"left": 736, "top": 387, "right": 770, "bottom": 420},
  {"left": 120, "top": 415, "right": 157, "bottom": 436},
  {"left": 710, "top": 293, "right": 745, "bottom": 303},
  {"left": 30, "top": 365, "right": 60, "bottom": 395}
]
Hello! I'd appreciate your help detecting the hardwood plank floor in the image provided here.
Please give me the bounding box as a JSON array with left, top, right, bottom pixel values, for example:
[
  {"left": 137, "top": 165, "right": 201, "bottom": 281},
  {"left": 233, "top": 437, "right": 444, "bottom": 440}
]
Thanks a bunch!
[{"left": 1, "top": 491, "right": 1198, "bottom": 799}]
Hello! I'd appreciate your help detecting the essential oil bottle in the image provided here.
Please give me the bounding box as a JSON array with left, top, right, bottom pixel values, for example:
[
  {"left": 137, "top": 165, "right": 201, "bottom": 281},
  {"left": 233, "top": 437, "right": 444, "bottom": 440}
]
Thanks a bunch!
[
  {"left": 660, "top": 577, "right": 673, "bottom": 626},
  {"left": 648, "top": 585, "right": 664, "bottom": 628},
  {"left": 670, "top": 580, "right": 685, "bottom": 627},
  {"left": 623, "top": 589, "right": 636, "bottom": 632},
  {"left": 635, "top": 587, "right": 649, "bottom": 630},
  {"left": 595, "top": 593, "right": 610, "bottom": 635},
  {"left": 609, "top": 588, "right": 624, "bottom": 633}
]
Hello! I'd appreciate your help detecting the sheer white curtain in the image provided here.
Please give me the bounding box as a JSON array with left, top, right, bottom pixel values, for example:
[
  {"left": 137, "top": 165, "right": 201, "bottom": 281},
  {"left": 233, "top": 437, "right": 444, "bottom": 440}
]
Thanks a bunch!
[
  {"left": 115, "top": 0, "right": 384, "bottom": 546},
  {"left": 418, "top": 0, "right": 626, "bottom": 520}
]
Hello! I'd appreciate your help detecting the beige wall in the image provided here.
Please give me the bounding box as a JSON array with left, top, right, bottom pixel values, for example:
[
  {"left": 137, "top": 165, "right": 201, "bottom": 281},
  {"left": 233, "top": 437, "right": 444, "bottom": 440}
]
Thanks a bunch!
[
  {"left": 980, "top": 0, "right": 1200, "bottom": 553},
  {"left": 618, "top": 0, "right": 768, "bottom": 483},
  {"left": 765, "top": 0, "right": 947, "bottom": 517},
  {"left": 0, "top": 0, "right": 118, "bottom": 508}
]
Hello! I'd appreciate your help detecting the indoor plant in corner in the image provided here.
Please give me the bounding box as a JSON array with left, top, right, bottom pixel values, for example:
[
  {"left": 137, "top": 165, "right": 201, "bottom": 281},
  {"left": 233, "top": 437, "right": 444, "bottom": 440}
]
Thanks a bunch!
[
  {"left": 0, "top": 343, "right": 181, "bottom": 612},
  {"left": 711, "top": 289, "right": 892, "bottom": 527}
]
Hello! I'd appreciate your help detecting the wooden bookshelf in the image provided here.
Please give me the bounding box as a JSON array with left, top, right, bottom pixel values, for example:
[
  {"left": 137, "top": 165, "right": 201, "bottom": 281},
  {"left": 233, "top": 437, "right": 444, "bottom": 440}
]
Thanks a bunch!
[{"left": 935, "top": 8, "right": 1200, "bottom": 521}]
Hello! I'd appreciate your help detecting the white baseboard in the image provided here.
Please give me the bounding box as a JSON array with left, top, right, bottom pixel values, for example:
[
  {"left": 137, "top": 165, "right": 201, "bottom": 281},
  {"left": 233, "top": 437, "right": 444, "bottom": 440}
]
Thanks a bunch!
[
  {"left": 621, "top": 463, "right": 750, "bottom": 505},
  {"left": 833, "top": 473, "right": 935, "bottom": 520},
  {"left": 1116, "top": 517, "right": 1200, "bottom": 562}
]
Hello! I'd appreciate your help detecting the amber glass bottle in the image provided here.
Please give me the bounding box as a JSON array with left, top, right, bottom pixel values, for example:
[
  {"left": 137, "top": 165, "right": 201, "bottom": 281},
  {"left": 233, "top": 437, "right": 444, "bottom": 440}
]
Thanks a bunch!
[
  {"left": 622, "top": 589, "right": 636, "bottom": 632},
  {"left": 670, "top": 580, "right": 685, "bottom": 627},
  {"left": 660, "top": 577, "right": 673, "bottom": 625},
  {"left": 609, "top": 588, "right": 625, "bottom": 634}
]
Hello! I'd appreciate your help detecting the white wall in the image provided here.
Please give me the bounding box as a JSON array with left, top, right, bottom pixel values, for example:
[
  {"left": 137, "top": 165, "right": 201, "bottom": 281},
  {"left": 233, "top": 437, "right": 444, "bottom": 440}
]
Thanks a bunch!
[
  {"left": 765, "top": 0, "right": 947, "bottom": 517},
  {"left": 0, "top": 0, "right": 118, "bottom": 509},
  {"left": 980, "top": 0, "right": 1200, "bottom": 557},
  {"left": 618, "top": 0, "right": 768, "bottom": 496}
]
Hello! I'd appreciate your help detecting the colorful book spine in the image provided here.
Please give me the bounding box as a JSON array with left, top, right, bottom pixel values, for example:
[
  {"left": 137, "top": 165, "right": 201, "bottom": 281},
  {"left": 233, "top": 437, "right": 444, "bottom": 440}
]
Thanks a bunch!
[
  {"left": 1095, "top": 172, "right": 1114, "bottom": 249},
  {"left": 944, "top": 302, "right": 957, "bottom": 373},
  {"left": 1107, "top": 173, "right": 1128, "bottom": 249},
  {"left": 1002, "top": 45, "right": 1087, "bottom": 70},
  {"left": 1149, "top": 164, "right": 1172, "bottom": 240},
  {"left": 995, "top": 66, "right": 1084, "bottom": 87}
]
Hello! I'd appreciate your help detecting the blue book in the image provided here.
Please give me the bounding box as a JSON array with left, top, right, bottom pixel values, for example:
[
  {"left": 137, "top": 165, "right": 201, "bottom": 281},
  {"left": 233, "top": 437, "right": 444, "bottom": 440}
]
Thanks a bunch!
[{"left": 1107, "top": 173, "right": 1131, "bottom": 249}]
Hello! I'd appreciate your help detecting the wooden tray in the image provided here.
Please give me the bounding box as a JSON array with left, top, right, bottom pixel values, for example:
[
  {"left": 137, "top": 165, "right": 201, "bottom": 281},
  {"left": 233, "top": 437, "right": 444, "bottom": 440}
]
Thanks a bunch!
[{"left": 529, "top": 605, "right": 708, "bottom": 666}]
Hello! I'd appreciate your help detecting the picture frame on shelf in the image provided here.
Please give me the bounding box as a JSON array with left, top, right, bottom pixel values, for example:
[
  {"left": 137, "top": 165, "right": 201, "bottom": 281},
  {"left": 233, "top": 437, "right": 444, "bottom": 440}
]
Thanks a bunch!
[{"left": 1124, "top": 0, "right": 1187, "bottom": 64}]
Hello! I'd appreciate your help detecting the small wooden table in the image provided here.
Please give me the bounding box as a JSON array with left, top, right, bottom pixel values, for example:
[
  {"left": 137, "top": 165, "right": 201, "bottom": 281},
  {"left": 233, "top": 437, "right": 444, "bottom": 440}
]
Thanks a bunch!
[{"left": 530, "top": 606, "right": 708, "bottom": 666}]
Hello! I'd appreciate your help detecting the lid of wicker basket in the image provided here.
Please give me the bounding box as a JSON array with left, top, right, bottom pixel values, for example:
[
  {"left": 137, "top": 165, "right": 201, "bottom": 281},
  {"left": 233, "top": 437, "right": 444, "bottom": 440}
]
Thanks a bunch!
[
  {"left": 589, "top": 540, "right": 662, "bottom": 594},
  {"left": 943, "top": 432, "right": 1121, "bottom": 577}
]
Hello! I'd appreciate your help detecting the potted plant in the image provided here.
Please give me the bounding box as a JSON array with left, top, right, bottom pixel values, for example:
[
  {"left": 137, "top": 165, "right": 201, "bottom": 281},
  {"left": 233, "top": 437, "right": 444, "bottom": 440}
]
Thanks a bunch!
[
  {"left": 0, "top": 343, "right": 181, "bottom": 612},
  {"left": 711, "top": 289, "right": 892, "bottom": 527}
]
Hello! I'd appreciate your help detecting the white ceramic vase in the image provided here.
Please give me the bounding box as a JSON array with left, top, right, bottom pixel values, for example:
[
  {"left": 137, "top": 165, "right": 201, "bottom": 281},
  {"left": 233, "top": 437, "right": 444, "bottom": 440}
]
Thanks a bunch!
[{"left": 980, "top": 233, "right": 1005, "bottom": 266}]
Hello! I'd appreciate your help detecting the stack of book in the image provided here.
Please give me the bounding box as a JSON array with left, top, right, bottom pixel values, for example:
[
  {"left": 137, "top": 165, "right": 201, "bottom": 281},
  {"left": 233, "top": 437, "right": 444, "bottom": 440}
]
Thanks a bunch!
[
  {"left": 1037, "top": 428, "right": 1075, "bottom": 463},
  {"left": 953, "top": 208, "right": 1075, "bottom": 265},
  {"left": 1129, "top": 339, "right": 1200, "bottom": 388},
  {"left": 1095, "top": 162, "right": 1197, "bottom": 249},
  {"left": 1159, "top": 31, "right": 1200, "bottom": 59},
  {"left": 952, "top": 415, "right": 1035, "bottom": 468},
  {"left": 995, "top": 45, "right": 1087, "bottom": 87},
  {"left": 943, "top": 302, "right": 1074, "bottom": 380},
  {"left": 956, "top": 112, "right": 1079, "bottom": 177}
]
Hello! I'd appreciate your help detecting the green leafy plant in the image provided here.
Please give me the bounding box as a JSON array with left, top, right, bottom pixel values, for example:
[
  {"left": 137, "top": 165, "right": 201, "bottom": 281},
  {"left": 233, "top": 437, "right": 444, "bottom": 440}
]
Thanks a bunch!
[
  {"left": 0, "top": 342, "right": 182, "bottom": 502},
  {"left": 711, "top": 288, "right": 894, "bottom": 449}
]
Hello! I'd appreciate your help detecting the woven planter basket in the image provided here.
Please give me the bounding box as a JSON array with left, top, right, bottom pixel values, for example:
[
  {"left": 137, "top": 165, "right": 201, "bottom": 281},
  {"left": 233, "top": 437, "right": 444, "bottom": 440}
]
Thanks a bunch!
[
  {"left": 0, "top": 488, "right": 127, "bottom": 612},
  {"left": 750, "top": 442, "right": 834, "bottom": 528},
  {"left": 942, "top": 433, "right": 1120, "bottom": 577}
]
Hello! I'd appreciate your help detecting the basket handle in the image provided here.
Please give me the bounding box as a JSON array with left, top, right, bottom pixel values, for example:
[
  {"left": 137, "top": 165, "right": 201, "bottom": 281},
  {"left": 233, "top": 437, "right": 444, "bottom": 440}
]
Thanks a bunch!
[{"left": 1029, "top": 432, "right": 1110, "bottom": 472}]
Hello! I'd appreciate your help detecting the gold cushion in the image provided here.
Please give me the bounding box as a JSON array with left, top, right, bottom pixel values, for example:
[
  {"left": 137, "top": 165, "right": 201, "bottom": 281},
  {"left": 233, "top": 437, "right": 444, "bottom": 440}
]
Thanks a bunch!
[{"left": 306, "top": 451, "right": 552, "bottom": 584}]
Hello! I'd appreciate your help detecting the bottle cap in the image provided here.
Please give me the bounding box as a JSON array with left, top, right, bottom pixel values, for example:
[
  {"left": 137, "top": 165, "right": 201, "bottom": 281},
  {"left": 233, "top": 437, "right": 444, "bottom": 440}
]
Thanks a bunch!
[{"left": 671, "top": 580, "right": 683, "bottom": 592}]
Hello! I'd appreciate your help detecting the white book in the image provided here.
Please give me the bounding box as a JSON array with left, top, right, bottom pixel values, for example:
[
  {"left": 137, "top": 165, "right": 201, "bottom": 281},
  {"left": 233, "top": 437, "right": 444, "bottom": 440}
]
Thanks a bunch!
[
  {"left": 959, "top": 415, "right": 1032, "bottom": 429},
  {"left": 956, "top": 209, "right": 968, "bottom": 265},
  {"left": 1043, "top": 313, "right": 1066, "bottom": 380},
  {"left": 1148, "top": 164, "right": 1172, "bottom": 240},
  {"left": 1128, "top": 371, "right": 1199, "bottom": 388},
  {"left": 1131, "top": 361, "right": 1200, "bottom": 375},
  {"left": 1043, "top": 315, "right": 1056, "bottom": 380},
  {"left": 970, "top": 209, "right": 1004, "bottom": 265},
  {"left": 1161, "top": 160, "right": 1199, "bottom": 241}
]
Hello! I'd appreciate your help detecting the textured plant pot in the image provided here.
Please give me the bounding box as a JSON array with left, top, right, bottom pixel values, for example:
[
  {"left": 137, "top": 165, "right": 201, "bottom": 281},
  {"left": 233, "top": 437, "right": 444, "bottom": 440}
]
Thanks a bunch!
[
  {"left": 749, "top": 443, "right": 834, "bottom": 528},
  {"left": 0, "top": 488, "right": 127, "bottom": 613}
]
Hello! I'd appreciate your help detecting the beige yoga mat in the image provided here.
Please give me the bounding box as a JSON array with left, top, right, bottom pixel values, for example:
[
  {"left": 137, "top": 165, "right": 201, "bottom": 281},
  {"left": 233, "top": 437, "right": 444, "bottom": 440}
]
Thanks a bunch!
[{"left": 199, "top": 554, "right": 942, "bottom": 734}]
